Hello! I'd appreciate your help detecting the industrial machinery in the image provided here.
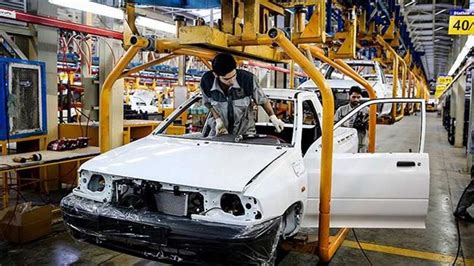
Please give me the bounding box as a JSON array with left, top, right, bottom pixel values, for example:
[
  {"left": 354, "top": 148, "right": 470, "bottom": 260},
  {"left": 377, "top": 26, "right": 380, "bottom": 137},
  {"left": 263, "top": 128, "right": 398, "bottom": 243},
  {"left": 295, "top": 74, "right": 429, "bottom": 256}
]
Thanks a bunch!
[{"left": 0, "top": 57, "right": 47, "bottom": 141}]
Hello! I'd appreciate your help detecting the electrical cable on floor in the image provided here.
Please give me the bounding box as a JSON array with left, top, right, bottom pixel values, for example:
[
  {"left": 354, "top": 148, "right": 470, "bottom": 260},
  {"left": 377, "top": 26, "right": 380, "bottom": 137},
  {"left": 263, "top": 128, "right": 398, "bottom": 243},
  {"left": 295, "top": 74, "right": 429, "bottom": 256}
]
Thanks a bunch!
[
  {"left": 452, "top": 181, "right": 470, "bottom": 265},
  {"left": 452, "top": 218, "right": 462, "bottom": 266},
  {"left": 352, "top": 228, "right": 373, "bottom": 266}
]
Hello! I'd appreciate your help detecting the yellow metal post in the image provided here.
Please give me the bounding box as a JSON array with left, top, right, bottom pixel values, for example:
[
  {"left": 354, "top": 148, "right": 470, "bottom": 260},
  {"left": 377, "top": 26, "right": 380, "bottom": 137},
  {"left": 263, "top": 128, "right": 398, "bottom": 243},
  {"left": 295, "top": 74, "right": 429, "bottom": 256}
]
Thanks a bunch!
[
  {"left": 100, "top": 37, "right": 149, "bottom": 153},
  {"left": 377, "top": 35, "right": 401, "bottom": 122},
  {"left": 268, "top": 28, "right": 336, "bottom": 262},
  {"left": 395, "top": 58, "right": 408, "bottom": 121}
]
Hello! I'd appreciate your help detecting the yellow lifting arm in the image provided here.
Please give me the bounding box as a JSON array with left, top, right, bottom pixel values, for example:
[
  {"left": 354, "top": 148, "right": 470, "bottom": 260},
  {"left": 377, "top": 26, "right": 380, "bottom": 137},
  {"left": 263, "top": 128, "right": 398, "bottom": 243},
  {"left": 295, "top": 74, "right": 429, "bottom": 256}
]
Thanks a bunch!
[{"left": 267, "top": 28, "right": 344, "bottom": 263}]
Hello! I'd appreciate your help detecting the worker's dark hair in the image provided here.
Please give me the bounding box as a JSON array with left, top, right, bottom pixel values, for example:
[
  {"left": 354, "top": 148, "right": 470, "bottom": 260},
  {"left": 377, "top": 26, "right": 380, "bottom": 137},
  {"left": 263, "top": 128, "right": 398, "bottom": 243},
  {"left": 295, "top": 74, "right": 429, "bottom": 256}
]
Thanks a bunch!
[
  {"left": 349, "top": 86, "right": 362, "bottom": 95},
  {"left": 212, "top": 53, "right": 237, "bottom": 76}
]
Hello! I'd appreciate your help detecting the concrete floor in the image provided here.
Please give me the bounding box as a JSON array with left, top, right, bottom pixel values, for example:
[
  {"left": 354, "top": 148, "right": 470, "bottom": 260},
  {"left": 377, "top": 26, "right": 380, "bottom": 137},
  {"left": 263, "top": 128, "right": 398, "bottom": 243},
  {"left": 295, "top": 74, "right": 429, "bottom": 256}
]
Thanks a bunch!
[{"left": 1, "top": 112, "right": 473, "bottom": 265}]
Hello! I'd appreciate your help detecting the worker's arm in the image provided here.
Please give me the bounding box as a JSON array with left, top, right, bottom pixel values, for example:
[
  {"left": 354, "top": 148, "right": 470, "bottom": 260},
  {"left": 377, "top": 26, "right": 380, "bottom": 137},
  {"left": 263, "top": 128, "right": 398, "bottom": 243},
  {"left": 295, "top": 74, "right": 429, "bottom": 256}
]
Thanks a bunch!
[
  {"left": 262, "top": 101, "right": 275, "bottom": 117},
  {"left": 204, "top": 102, "right": 221, "bottom": 119},
  {"left": 200, "top": 75, "right": 220, "bottom": 119}
]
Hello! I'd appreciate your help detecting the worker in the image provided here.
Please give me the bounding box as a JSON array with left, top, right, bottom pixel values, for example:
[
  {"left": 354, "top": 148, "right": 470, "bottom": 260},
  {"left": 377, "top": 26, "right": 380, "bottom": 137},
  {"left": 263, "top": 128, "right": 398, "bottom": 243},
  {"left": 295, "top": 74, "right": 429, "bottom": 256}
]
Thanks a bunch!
[
  {"left": 334, "top": 86, "right": 368, "bottom": 152},
  {"left": 454, "top": 178, "right": 474, "bottom": 223},
  {"left": 200, "top": 53, "right": 285, "bottom": 136}
]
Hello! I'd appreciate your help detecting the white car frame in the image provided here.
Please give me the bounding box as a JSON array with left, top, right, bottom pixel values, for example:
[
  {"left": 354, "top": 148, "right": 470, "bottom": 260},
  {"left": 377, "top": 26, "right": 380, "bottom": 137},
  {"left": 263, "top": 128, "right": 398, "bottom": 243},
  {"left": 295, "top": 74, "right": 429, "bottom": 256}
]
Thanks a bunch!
[
  {"left": 129, "top": 90, "right": 159, "bottom": 114},
  {"left": 299, "top": 60, "right": 393, "bottom": 116},
  {"left": 61, "top": 89, "right": 430, "bottom": 264}
]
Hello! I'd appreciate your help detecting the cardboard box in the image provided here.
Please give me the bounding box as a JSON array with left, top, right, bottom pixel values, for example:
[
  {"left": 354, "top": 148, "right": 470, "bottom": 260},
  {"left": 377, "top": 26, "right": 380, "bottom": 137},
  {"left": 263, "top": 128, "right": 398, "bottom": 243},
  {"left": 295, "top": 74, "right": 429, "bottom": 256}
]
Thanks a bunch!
[{"left": 0, "top": 204, "right": 52, "bottom": 243}]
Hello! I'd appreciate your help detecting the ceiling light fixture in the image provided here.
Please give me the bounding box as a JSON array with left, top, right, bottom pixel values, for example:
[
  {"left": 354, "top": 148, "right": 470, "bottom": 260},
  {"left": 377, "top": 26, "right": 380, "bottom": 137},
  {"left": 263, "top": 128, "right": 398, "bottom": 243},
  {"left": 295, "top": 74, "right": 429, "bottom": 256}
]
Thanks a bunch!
[
  {"left": 48, "top": 0, "right": 176, "bottom": 34},
  {"left": 49, "top": 0, "right": 123, "bottom": 19},
  {"left": 135, "top": 16, "right": 176, "bottom": 34},
  {"left": 434, "top": 26, "right": 444, "bottom": 32},
  {"left": 435, "top": 9, "right": 447, "bottom": 16},
  {"left": 404, "top": 0, "right": 416, "bottom": 7}
]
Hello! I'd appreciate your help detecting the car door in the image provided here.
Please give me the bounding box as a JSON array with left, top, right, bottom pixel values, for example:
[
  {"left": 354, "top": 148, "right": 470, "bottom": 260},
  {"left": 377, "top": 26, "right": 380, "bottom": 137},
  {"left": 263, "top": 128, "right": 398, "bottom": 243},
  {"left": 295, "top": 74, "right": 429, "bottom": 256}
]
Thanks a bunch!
[{"left": 302, "top": 98, "right": 430, "bottom": 229}]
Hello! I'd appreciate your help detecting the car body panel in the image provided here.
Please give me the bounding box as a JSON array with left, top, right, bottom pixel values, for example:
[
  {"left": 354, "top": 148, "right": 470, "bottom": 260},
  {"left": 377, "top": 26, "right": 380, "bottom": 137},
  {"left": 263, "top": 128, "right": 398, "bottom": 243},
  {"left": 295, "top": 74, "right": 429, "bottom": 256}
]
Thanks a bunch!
[
  {"left": 79, "top": 135, "right": 287, "bottom": 192},
  {"left": 130, "top": 90, "right": 158, "bottom": 113},
  {"left": 301, "top": 98, "right": 429, "bottom": 229},
  {"left": 302, "top": 153, "right": 430, "bottom": 229},
  {"left": 298, "top": 60, "right": 392, "bottom": 115},
  {"left": 62, "top": 89, "right": 431, "bottom": 264}
]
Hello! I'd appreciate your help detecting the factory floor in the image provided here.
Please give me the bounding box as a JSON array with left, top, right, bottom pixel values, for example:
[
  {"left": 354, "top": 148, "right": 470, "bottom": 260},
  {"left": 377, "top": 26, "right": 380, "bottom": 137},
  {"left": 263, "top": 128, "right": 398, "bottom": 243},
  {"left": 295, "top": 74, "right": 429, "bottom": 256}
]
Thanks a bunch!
[{"left": 0, "top": 112, "right": 473, "bottom": 265}]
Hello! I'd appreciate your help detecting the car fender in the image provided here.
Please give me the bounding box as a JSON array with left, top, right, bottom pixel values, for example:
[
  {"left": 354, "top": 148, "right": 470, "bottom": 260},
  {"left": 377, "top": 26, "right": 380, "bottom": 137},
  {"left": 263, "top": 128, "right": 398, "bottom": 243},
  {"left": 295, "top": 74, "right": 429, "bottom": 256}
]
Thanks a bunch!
[{"left": 243, "top": 149, "right": 307, "bottom": 220}]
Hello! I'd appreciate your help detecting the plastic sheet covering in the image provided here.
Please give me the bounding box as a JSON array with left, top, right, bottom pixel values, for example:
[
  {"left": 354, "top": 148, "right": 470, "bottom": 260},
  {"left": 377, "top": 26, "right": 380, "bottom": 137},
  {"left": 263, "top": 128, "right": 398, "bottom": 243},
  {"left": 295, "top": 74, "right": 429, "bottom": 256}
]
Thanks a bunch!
[{"left": 61, "top": 194, "right": 282, "bottom": 265}]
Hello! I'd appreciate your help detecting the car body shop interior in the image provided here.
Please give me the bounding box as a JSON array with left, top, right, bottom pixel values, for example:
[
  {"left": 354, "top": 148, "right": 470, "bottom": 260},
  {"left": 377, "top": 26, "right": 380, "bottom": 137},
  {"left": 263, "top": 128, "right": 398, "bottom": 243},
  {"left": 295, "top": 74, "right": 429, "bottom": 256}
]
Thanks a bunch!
[{"left": 0, "top": 0, "right": 474, "bottom": 265}]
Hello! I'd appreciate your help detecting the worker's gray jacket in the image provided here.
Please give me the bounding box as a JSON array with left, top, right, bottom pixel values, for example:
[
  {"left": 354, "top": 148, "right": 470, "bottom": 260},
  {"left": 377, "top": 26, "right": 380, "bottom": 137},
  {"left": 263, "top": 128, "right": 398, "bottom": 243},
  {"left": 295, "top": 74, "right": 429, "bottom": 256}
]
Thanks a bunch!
[
  {"left": 335, "top": 103, "right": 368, "bottom": 152},
  {"left": 200, "top": 69, "right": 268, "bottom": 136},
  {"left": 334, "top": 103, "right": 368, "bottom": 127}
]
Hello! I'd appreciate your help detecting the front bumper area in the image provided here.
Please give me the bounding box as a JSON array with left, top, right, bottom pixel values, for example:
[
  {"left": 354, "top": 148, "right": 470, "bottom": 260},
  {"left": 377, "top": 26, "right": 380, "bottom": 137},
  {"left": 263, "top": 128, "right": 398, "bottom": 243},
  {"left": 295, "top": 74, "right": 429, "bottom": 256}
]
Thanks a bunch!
[{"left": 60, "top": 194, "right": 281, "bottom": 264}]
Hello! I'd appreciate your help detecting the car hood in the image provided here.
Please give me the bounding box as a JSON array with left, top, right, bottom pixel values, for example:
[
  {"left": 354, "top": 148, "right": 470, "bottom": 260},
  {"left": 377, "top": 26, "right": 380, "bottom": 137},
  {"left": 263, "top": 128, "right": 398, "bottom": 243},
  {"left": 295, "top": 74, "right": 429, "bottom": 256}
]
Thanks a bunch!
[{"left": 81, "top": 135, "right": 287, "bottom": 192}]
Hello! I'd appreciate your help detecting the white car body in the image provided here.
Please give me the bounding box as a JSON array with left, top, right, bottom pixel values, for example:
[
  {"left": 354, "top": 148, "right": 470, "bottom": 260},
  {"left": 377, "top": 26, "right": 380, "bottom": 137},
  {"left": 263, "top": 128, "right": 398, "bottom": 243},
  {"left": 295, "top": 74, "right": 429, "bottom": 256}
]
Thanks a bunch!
[
  {"left": 129, "top": 90, "right": 159, "bottom": 113},
  {"left": 298, "top": 60, "right": 393, "bottom": 115},
  {"left": 61, "top": 89, "right": 430, "bottom": 263},
  {"left": 385, "top": 74, "right": 404, "bottom": 98}
]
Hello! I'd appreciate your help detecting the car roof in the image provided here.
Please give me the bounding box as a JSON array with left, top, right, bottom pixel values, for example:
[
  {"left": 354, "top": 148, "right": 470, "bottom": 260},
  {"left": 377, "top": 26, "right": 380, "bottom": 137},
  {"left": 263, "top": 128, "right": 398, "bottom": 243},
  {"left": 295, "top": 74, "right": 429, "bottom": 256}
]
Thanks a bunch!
[{"left": 262, "top": 88, "right": 310, "bottom": 99}]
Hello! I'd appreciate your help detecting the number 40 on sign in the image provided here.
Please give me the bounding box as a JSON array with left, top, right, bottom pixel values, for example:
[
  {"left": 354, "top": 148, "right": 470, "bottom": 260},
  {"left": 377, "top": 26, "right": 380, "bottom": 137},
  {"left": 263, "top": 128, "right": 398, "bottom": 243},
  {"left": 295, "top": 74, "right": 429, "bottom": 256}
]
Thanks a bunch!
[{"left": 449, "top": 9, "right": 474, "bottom": 35}]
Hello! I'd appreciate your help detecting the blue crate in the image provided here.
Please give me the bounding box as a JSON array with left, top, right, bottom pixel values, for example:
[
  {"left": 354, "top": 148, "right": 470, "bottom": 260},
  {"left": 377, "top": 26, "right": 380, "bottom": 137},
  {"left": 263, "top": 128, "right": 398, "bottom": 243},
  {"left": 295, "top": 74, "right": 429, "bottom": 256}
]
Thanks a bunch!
[{"left": 0, "top": 57, "right": 47, "bottom": 140}]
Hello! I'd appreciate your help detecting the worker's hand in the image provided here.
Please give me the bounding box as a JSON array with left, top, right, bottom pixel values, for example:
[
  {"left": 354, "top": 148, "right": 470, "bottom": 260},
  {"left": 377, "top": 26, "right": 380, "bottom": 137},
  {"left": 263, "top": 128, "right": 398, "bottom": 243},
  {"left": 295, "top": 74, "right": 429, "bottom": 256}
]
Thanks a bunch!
[
  {"left": 215, "top": 118, "right": 228, "bottom": 135},
  {"left": 270, "top": 115, "right": 285, "bottom": 133}
]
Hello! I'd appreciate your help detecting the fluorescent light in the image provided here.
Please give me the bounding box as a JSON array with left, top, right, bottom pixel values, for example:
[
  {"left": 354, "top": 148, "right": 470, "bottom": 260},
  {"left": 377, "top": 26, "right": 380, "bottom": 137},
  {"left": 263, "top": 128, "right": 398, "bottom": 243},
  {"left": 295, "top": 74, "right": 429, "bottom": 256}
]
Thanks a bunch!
[
  {"left": 435, "top": 9, "right": 446, "bottom": 16},
  {"left": 434, "top": 39, "right": 441, "bottom": 43},
  {"left": 434, "top": 26, "right": 444, "bottom": 32},
  {"left": 448, "top": 35, "right": 474, "bottom": 75},
  {"left": 48, "top": 0, "right": 123, "bottom": 19},
  {"left": 404, "top": 0, "right": 416, "bottom": 7},
  {"left": 135, "top": 16, "right": 176, "bottom": 34},
  {"left": 49, "top": 0, "right": 176, "bottom": 34}
]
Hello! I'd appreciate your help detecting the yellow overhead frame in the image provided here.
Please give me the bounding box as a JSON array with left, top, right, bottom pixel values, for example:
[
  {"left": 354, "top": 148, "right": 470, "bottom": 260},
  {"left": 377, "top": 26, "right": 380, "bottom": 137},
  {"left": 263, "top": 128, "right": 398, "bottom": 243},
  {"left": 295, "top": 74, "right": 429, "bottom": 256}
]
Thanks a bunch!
[
  {"left": 329, "top": 8, "right": 357, "bottom": 59},
  {"left": 376, "top": 35, "right": 411, "bottom": 122}
]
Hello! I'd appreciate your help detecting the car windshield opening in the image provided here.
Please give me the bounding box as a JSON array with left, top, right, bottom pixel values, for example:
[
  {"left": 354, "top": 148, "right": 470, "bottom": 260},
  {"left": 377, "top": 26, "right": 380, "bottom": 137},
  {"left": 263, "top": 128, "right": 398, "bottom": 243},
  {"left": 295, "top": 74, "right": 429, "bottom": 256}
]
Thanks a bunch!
[{"left": 153, "top": 95, "right": 296, "bottom": 146}]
